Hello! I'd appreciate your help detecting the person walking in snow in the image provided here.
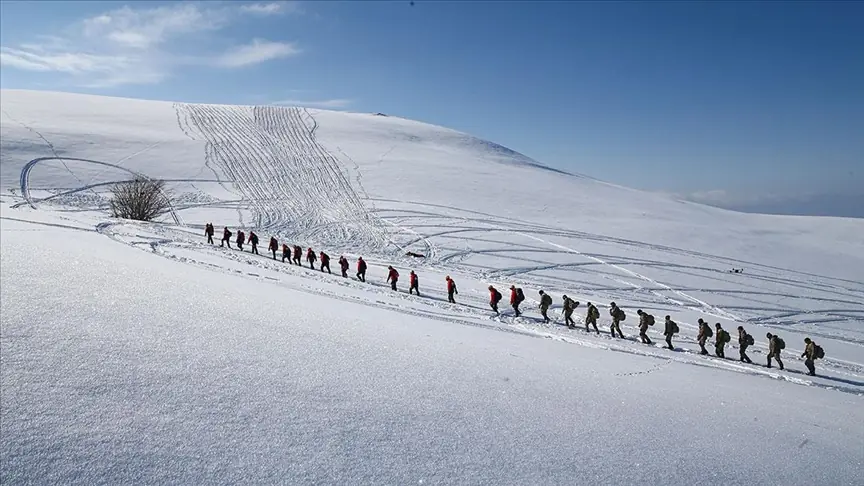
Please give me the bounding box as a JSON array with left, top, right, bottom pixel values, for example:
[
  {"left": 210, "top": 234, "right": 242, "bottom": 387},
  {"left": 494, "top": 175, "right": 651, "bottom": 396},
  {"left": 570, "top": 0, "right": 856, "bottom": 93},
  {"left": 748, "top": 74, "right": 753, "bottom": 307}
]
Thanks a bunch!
[
  {"left": 488, "top": 285, "right": 502, "bottom": 314},
  {"left": 562, "top": 295, "right": 579, "bottom": 328},
  {"left": 387, "top": 266, "right": 400, "bottom": 291},
  {"left": 766, "top": 333, "right": 785, "bottom": 370},
  {"left": 320, "top": 251, "right": 331, "bottom": 274},
  {"left": 737, "top": 326, "right": 754, "bottom": 363},
  {"left": 538, "top": 290, "right": 553, "bottom": 323},
  {"left": 697, "top": 319, "right": 712, "bottom": 355},
  {"left": 221, "top": 227, "right": 232, "bottom": 248},
  {"left": 356, "top": 257, "right": 367, "bottom": 282},
  {"left": 446, "top": 276, "right": 458, "bottom": 303},
  {"left": 306, "top": 248, "right": 317, "bottom": 269},
  {"left": 801, "top": 338, "right": 820, "bottom": 376},
  {"left": 292, "top": 245, "right": 302, "bottom": 266},
  {"left": 585, "top": 302, "right": 600, "bottom": 334},
  {"left": 408, "top": 271, "right": 419, "bottom": 295},
  {"left": 636, "top": 309, "right": 655, "bottom": 344},
  {"left": 236, "top": 230, "right": 245, "bottom": 251},
  {"left": 205, "top": 223, "right": 215, "bottom": 244},
  {"left": 609, "top": 302, "right": 626, "bottom": 338},
  {"left": 339, "top": 256, "right": 349, "bottom": 278},
  {"left": 663, "top": 315, "right": 679, "bottom": 350},
  {"left": 510, "top": 286, "right": 524, "bottom": 317},
  {"left": 269, "top": 237, "right": 278, "bottom": 260},
  {"left": 281, "top": 243, "right": 290, "bottom": 263},
  {"left": 715, "top": 323, "right": 730, "bottom": 358},
  {"left": 249, "top": 231, "right": 259, "bottom": 255}
]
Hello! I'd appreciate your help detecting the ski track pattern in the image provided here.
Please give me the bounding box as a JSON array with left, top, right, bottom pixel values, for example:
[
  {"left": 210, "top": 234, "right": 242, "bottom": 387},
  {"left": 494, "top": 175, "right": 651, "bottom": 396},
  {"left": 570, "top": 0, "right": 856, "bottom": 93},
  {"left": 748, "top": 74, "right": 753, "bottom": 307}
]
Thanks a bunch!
[{"left": 174, "top": 103, "right": 390, "bottom": 252}]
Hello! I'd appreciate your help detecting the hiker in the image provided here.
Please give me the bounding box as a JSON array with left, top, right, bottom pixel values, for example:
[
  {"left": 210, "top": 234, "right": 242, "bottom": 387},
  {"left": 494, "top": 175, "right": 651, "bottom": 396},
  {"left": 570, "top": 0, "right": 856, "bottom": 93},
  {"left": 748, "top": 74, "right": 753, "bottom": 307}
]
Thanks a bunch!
[
  {"left": 539, "top": 290, "right": 553, "bottom": 323},
  {"left": 766, "top": 333, "right": 785, "bottom": 370},
  {"left": 697, "top": 319, "right": 712, "bottom": 355},
  {"left": 636, "top": 310, "right": 655, "bottom": 344},
  {"left": 585, "top": 302, "right": 600, "bottom": 333},
  {"left": 609, "top": 302, "right": 625, "bottom": 338},
  {"left": 205, "top": 223, "right": 214, "bottom": 244},
  {"left": 446, "top": 276, "right": 458, "bottom": 303},
  {"left": 281, "top": 243, "right": 290, "bottom": 263},
  {"left": 356, "top": 257, "right": 367, "bottom": 282},
  {"left": 339, "top": 256, "right": 349, "bottom": 277},
  {"left": 306, "top": 248, "right": 317, "bottom": 269},
  {"left": 489, "top": 285, "right": 503, "bottom": 314},
  {"left": 236, "top": 230, "right": 245, "bottom": 251},
  {"left": 268, "top": 237, "right": 278, "bottom": 260},
  {"left": 320, "top": 251, "right": 331, "bottom": 274},
  {"left": 715, "top": 323, "right": 730, "bottom": 358},
  {"left": 562, "top": 295, "right": 579, "bottom": 328},
  {"left": 737, "top": 326, "right": 754, "bottom": 363},
  {"left": 249, "top": 231, "right": 259, "bottom": 255},
  {"left": 510, "top": 286, "right": 525, "bottom": 317},
  {"left": 409, "top": 271, "right": 419, "bottom": 295},
  {"left": 801, "top": 338, "right": 820, "bottom": 376},
  {"left": 663, "top": 315, "right": 678, "bottom": 350},
  {"left": 292, "top": 245, "right": 302, "bottom": 266},
  {"left": 221, "top": 227, "right": 232, "bottom": 248},
  {"left": 387, "top": 266, "right": 399, "bottom": 291}
]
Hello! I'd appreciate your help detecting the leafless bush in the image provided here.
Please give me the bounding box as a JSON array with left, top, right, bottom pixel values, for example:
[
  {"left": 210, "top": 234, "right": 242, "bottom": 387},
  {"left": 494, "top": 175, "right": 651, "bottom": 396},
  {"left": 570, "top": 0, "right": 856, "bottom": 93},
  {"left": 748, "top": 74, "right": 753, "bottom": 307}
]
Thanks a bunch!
[{"left": 109, "top": 178, "right": 172, "bottom": 221}]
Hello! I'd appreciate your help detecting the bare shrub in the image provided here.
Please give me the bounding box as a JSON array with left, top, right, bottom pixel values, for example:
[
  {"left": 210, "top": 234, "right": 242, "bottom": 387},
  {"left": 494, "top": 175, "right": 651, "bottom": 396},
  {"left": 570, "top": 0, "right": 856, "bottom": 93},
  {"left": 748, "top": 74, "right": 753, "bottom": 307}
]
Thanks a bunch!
[{"left": 109, "top": 178, "right": 172, "bottom": 221}]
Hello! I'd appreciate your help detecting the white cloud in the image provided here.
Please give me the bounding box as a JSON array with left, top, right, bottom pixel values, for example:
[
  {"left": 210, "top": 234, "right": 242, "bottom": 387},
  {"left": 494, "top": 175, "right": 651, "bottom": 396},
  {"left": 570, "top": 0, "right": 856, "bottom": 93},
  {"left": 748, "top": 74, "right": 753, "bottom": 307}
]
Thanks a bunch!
[
  {"left": 272, "top": 98, "right": 353, "bottom": 109},
  {"left": 240, "top": 2, "right": 301, "bottom": 16},
  {"left": 0, "top": 2, "right": 303, "bottom": 87},
  {"left": 215, "top": 39, "right": 300, "bottom": 68}
]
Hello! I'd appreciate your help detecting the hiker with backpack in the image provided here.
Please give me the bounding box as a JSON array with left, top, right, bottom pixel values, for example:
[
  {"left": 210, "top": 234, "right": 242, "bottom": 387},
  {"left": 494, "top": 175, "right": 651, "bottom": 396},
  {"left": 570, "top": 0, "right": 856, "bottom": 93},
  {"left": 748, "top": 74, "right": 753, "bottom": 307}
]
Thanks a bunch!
[
  {"left": 387, "top": 266, "right": 400, "bottom": 291},
  {"left": 697, "top": 319, "right": 712, "bottom": 355},
  {"left": 292, "top": 245, "right": 302, "bottom": 266},
  {"left": 663, "top": 315, "right": 679, "bottom": 350},
  {"left": 268, "top": 236, "right": 279, "bottom": 260},
  {"left": 801, "top": 338, "right": 823, "bottom": 376},
  {"left": 715, "top": 323, "right": 730, "bottom": 358},
  {"left": 585, "top": 302, "right": 600, "bottom": 334},
  {"left": 737, "top": 326, "right": 754, "bottom": 363},
  {"left": 306, "top": 248, "right": 317, "bottom": 269},
  {"left": 236, "top": 230, "right": 245, "bottom": 251},
  {"left": 766, "top": 333, "right": 785, "bottom": 370},
  {"left": 562, "top": 295, "right": 579, "bottom": 328},
  {"left": 510, "top": 286, "right": 525, "bottom": 317},
  {"left": 339, "top": 256, "right": 349, "bottom": 277},
  {"left": 205, "top": 223, "right": 215, "bottom": 244},
  {"left": 356, "top": 257, "right": 367, "bottom": 282},
  {"left": 221, "top": 227, "right": 232, "bottom": 248},
  {"left": 409, "top": 271, "right": 419, "bottom": 295},
  {"left": 489, "top": 285, "right": 503, "bottom": 315},
  {"left": 249, "top": 231, "right": 259, "bottom": 255},
  {"left": 281, "top": 243, "right": 290, "bottom": 263},
  {"left": 537, "top": 290, "right": 553, "bottom": 323},
  {"left": 320, "top": 251, "right": 331, "bottom": 274},
  {"left": 609, "top": 302, "right": 626, "bottom": 338},
  {"left": 636, "top": 310, "right": 655, "bottom": 344},
  {"left": 446, "top": 276, "right": 458, "bottom": 303}
]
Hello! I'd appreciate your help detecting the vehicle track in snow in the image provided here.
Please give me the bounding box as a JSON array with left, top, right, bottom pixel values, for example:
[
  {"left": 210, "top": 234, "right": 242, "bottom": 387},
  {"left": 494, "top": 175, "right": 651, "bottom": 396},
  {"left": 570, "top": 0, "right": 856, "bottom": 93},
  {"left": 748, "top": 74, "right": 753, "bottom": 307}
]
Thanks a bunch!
[{"left": 174, "top": 103, "right": 390, "bottom": 252}]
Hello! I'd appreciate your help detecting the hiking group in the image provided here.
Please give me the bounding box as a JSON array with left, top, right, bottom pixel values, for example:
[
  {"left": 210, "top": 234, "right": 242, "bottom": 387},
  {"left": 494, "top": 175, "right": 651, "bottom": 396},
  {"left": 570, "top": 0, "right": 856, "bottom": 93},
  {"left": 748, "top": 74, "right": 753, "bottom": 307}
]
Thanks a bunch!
[{"left": 204, "top": 223, "right": 826, "bottom": 377}]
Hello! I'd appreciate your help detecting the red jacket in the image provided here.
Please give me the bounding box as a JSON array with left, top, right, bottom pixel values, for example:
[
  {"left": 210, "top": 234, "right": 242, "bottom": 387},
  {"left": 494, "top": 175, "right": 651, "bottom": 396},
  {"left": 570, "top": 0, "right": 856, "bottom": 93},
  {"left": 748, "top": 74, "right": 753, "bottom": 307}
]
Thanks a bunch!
[
  {"left": 388, "top": 268, "right": 399, "bottom": 282},
  {"left": 447, "top": 279, "right": 456, "bottom": 293},
  {"left": 410, "top": 273, "right": 417, "bottom": 286},
  {"left": 269, "top": 238, "right": 278, "bottom": 251},
  {"left": 320, "top": 252, "right": 329, "bottom": 263},
  {"left": 490, "top": 288, "right": 501, "bottom": 303},
  {"left": 357, "top": 259, "right": 367, "bottom": 272},
  {"left": 339, "top": 257, "right": 349, "bottom": 269},
  {"left": 510, "top": 288, "right": 518, "bottom": 305}
]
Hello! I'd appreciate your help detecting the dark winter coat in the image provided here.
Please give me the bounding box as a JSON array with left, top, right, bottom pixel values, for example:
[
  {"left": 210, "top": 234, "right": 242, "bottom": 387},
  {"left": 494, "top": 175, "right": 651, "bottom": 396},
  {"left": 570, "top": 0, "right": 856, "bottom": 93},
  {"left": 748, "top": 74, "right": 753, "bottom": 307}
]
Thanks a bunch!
[
  {"left": 269, "top": 238, "right": 278, "bottom": 251},
  {"left": 320, "top": 252, "right": 330, "bottom": 264},
  {"left": 540, "top": 294, "right": 552, "bottom": 310},
  {"left": 664, "top": 318, "right": 677, "bottom": 336},
  {"left": 249, "top": 232, "right": 258, "bottom": 245},
  {"left": 339, "top": 257, "right": 349, "bottom": 270},
  {"left": 307, "top": 250, "right": 316, "bottom": 262},
  {"left": 357, "top": 259, "right": 367, "bottom": 272},
  {"left": 205, "top": 224, "right": 214, "bottom": 236}
]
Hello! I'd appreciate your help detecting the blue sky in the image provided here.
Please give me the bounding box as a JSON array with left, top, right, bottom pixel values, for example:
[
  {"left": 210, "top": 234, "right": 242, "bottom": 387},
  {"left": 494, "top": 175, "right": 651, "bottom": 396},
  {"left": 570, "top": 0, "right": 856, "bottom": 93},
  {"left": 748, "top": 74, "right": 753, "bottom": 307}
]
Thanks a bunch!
[{"left": 2, "top": 1, "right": 862, "bottom": 215}]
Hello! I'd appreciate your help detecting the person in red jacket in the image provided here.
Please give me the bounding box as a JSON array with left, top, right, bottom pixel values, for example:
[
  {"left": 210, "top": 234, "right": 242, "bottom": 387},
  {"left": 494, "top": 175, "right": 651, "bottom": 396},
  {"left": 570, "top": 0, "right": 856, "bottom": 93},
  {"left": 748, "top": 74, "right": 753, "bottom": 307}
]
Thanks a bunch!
[
  {"left": 306, "top": 247, "right": 317, "bottom": 269},
  {"left": 408, "top": 270, "right": 419, "bottom": 296},
  {"left": 510, "top": 285, "right": 522, "bottom": 317},
  {"left": 338, "top": 256, "right": 349, "bottom": 277},
  {"left": 236, "top": 230, "right": 245, "bottom": 251},
  {"left": 387, "top": 266, "right": 400, "bottom": 291},
  {"left": 446, "top": 276, "right": 458, "bottom": 303},
  {"left": 489, "top": 285, "right": 502, "bottom": 315},
  {"left": 281, "top": 243, "right": 290, "bottom": 263},
  {"left": 292, "top": 245, "right": 302, "bottom": 266},
  {"left": 320, "top": 251, "right": 331, "bottom": 274},
  {"left": 356, "top": 257, "right": 367, "bottom": 282},
  {"left": 268, "top": 236, "right": 278, "bottom": 260}
]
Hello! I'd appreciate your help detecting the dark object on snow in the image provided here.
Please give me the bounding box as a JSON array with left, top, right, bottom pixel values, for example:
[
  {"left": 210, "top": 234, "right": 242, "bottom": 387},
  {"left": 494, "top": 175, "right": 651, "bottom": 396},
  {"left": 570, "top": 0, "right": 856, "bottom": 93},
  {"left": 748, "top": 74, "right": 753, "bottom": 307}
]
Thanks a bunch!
[
  {"left": 729, "top": 268, "right": 744, "bottom": 274},
  {"left": 373, "top": 112, "right": 388, "bottom": 117},
  {"left": 109, "top": 177, "right": 171, "bottom": 222},
  {"left": 406, "top": 251, "right": 426, "bottom": 258}
]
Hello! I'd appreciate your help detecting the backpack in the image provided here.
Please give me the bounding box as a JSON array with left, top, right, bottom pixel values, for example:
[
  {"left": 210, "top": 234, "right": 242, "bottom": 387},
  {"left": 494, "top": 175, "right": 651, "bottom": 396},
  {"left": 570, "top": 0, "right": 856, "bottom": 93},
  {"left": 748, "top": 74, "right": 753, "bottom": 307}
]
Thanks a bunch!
[
  {"left": 590, "top": 306, "right": 599, "bottom": 319},
  {"left": 516, "top": 288, "right": 525, "bottom": 303},
  {"left": 618, "top": 309, "right": 626, "bottom": 321},
  {"left": 703, "top": 325, "right": 713, "bottom": 338},
  {"left": 777, "top": 338, "right": 785, "bottom": 350},
  {"left": 493, "top": 290, "right": 502, "bottom": 302},
  {"left": 670, "top": 321, "right": 680, "bottom": 334},
  {"left": 646, "top": 315, "right": 655, "bottom": 326},
  {"left": 814, "top": 345, "right": 824, "bottom": 359},
  {"left": 745, "top": 334, "right": 755, "bottom": 346},
  {"left": 721, "top": 330, "right": 731, "bottom": 343}
]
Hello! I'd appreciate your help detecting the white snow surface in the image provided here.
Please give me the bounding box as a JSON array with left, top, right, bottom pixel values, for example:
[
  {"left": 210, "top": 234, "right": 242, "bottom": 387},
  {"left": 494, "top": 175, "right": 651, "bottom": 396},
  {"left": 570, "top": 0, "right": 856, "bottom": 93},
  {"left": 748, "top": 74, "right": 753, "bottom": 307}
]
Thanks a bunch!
[{"left": 1, "top": 89, "right": 863, "bottom": 484}]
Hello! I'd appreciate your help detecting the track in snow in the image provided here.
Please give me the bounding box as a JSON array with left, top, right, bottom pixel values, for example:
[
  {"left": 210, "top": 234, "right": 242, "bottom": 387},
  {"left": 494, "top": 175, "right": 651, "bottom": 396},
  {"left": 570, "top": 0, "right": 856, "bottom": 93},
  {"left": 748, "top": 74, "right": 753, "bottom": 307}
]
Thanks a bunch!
[{"left": 174, "top": 103, "right": 391, "bottom": 253}]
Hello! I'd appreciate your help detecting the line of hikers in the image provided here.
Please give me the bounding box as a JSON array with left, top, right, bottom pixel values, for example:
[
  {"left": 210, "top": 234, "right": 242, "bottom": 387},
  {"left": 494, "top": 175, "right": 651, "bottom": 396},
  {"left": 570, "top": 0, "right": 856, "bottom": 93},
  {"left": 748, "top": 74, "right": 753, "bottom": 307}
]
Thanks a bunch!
[{"left": 205, "top": 223, "right": 825, "bottom": 377}]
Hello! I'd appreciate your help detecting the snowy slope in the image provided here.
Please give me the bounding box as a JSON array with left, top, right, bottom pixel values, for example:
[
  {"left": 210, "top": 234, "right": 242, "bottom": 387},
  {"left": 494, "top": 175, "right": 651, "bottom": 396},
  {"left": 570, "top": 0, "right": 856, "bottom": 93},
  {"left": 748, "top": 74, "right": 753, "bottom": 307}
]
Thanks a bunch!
[{"left": 2, "top": 89, "right": 863, "bottom": 484}]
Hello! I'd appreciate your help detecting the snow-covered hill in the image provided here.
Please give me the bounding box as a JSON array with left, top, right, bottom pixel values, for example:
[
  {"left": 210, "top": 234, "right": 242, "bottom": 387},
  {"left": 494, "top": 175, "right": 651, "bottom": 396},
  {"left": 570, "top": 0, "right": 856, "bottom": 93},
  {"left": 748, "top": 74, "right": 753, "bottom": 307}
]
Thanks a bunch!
[{"left": 2, "top": 89, "right": 862, "bottom": 484}]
